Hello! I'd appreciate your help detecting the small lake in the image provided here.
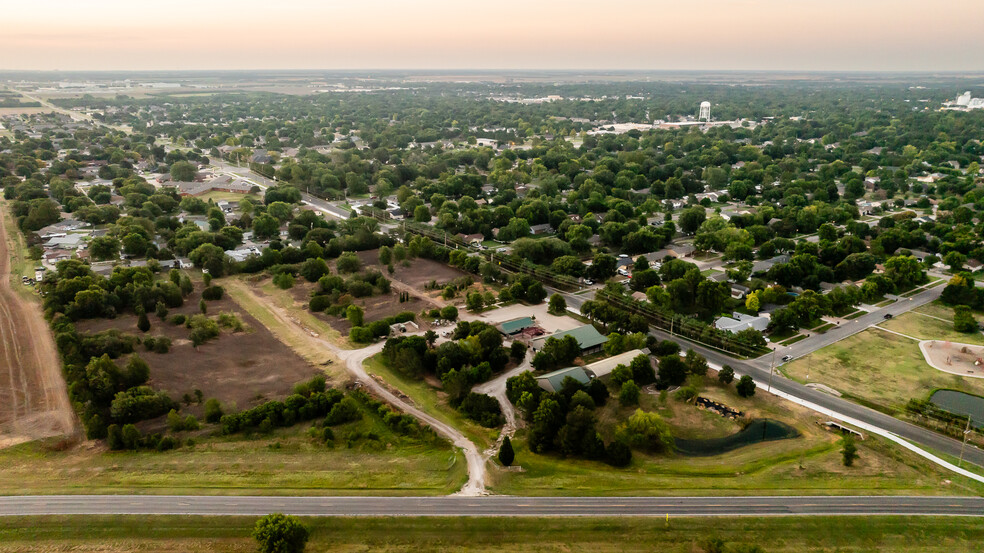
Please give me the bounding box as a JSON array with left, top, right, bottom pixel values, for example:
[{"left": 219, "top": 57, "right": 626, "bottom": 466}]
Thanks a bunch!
[
  {"left": 675, "top": 419, "right": 799, "bottom": 456},
  {"left": 929, "top": 389, "right": 984, "bottom": 427}
]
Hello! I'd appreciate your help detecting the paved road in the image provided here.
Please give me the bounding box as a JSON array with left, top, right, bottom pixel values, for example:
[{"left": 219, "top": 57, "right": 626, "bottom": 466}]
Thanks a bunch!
[
  {"left": 212, "top": 160, "right": 352, "bottom": 220},
  {"left": 558, "top": 285, "right": 984, "bottom": 470},
  {"left": 1, "top": 495, "right": 981, "bottom": 517},
  {"left": 751, "top": 283, "right": 946, "bottom": 367}
]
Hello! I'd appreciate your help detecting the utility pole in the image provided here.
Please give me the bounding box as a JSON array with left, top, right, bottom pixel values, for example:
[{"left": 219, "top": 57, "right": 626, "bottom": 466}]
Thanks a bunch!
[
  {"left": 959, "top": 415, "right": 972, "bottom": 467},
  {"left": 768, "top": 348, "right": 777, "bottom": 393}
]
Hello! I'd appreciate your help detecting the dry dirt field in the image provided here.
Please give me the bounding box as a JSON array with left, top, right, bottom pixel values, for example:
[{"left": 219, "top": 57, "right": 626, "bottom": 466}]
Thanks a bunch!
[
  {"left": 74, "top": 285, "right": 320, "bottom": 413},
  {"left": 286, "top": 277, "right": 432, "bottom": 335},
  {"left": 0, "top": 203, "right": 77, "bottom": 447}
]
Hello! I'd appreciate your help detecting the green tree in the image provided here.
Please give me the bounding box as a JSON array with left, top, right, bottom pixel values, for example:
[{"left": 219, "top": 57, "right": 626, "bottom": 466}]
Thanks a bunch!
[
  {"left": 169, "top": 160, "right": 197, "bottom": 182},
  {"left": 252, "top": 214, "right": 280, "bottom": 240},
  {"left": 252, "top": 513, "right": 309, "bottom": 553},
  {"left": 718, "top": 365, "right": 735, "bottom": 384},
  {"left": 614, "top": 409, "right": 674, "bottom": 453},
  {"left": 678, "top": 206, "right": 706, "bottom": 234},
  {"left": 336, "top": 252, "right": 361, "bottom": 273},
  {"left": 204, "top": 398, "right": 223, "bottom": 423},
  {"left": 89, "top": 236, "right": 120, "bottom": 260},
  {"left": 619, "top": 380, "right": 640, "bottom": 406},
  {"left": 273, "top": 272, "right": 295, "bottom": 289},
  {"left": 736, "top": 375, "right": 756, "bottom": 397},
  {"left": 378, "top": 245, "right": 392, "bottom": 265},
  {"left": 346, "top": 304, "right": 364, "bottom": 327},
  {"left": 841, "top": 435, "right": 859, "bottom": 467},
  {"left": 414, "top": 205, "right": 431, "bottom": 223},
  {"left": 547, "top": 293, "right": 567, "bottom": 315},
  {"left": 954, "top": 305, "right": 978, "bottom": 333},
  {"left": 498, "top": 435, "right": 515, "bottom": 466},
  {"left": 137, "top": 311, "right": 150, "bottom": 333}
]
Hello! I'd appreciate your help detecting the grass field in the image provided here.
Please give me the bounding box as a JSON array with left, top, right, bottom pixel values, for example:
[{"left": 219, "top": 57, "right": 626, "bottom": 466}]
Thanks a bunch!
[
  {"left": 3, "top": 515, "right": 983, "bottom": 552},
  {"left": 488, "top": 380, "right": 984, "bottom": 497},
  {"left": 363, "top": 354, "right": 498, "bottom": 450},
  {"left": 783, "top": 326, "right": 984, "bottom": 415},
  {"left": 0, "top": 407, "right": 466, "bottom": 496},
  {"left": 878, "top": 309, "right": 984, "bottom": 345},
  {"left": 196, "top": 190, "right": 262, "bottom": 203},
  {"left": 0, "top": 199, "right": 38, "bottom": 300}
]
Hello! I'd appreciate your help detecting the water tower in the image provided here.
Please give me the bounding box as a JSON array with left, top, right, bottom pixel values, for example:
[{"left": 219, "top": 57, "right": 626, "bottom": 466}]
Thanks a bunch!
[{"left": 698, "top": 101, "right": 711, "bottom": 122}]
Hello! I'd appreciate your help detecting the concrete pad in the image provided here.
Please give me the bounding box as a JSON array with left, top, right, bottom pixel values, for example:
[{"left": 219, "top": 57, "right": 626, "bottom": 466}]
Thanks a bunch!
[{"left": 475, "top": 303, "right": 581, "bottom": 334}]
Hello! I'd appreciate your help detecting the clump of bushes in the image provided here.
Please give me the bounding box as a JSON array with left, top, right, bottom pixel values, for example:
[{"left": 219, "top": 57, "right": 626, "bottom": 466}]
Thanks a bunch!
[{"left": 143, "top": 336, "right": 172, "bottom": 354}]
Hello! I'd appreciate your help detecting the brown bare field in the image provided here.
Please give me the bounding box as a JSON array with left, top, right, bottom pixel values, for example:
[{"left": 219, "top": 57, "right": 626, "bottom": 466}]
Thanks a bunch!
[
  {"left": 0, "top": 202, "right": 77, "bottom": 447},
  {"left": 74, "top": 286, "right": 321, "bottom": 413},
  {"left": 286, "top": 277, "right": 432, "bottom": 335}
]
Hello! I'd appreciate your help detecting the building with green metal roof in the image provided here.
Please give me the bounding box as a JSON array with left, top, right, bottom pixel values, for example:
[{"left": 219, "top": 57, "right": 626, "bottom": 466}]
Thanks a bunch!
[
  {"left": 535, "top": 366, "right": 593, "bottom": 393},
  {"left": 496, "top": 316, "right": 535, "bottom": 336},
  {"left": 530, "top": 324, "right": 608, "bottom": 354}
]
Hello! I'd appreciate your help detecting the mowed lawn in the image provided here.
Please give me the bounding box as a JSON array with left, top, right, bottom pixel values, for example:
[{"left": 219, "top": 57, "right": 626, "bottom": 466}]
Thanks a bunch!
[
  {"left": 0, "top": 419, "right": 466, "bottom": 496},
  {"left": 879, "top": 308, "right": 984, "bottom": 345},
  {"left": 489, "top": 381, "right": 984, "bottom": 497},
  {"left": 3, "top": 515, "right": 984, "bottom": 553},
  {"left": 783, "top": 327, "right": 984, "bottom": 414}
]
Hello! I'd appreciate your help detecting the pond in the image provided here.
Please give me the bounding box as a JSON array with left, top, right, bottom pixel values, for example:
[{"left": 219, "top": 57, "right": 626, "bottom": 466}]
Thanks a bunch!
[
  {"left": 929, "top": 389, "right": 984, "bottom": 427},
  {"left": 675, "top": 419, "right": 799, "bottom": 456}
]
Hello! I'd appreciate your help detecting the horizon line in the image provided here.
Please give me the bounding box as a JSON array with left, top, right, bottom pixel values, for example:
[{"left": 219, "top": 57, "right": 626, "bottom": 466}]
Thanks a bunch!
[{"left": 3, "top": 68, "right": 984, "bottom": 75}]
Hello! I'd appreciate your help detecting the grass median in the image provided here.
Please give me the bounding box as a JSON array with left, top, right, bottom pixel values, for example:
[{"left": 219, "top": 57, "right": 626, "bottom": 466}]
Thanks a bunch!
[{"left": 2, "top": 515, "right": 983, "bottom": 552}]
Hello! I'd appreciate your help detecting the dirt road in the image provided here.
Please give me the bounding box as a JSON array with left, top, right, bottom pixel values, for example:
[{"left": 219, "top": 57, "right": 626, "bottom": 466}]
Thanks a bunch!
[
  {"left": 0, "top": 203, "right": 77, "bottom": 447},
  {"left": 225, "top": 280, "right": 487, "bottom": 495}
]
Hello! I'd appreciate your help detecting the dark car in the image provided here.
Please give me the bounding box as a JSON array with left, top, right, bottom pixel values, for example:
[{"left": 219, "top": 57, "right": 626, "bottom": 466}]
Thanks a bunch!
[{"left": 883, "top": 313, "right": 893, "bottom": 319}]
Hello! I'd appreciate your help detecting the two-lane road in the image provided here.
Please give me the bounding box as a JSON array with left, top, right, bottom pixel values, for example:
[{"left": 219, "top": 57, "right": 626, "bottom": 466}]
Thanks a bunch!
[
  {"left": 0, "top": 495, "right": 981, "bottom": 517},
  {"left": 558, "top": 284, "right": 984, "bottom": 470}
]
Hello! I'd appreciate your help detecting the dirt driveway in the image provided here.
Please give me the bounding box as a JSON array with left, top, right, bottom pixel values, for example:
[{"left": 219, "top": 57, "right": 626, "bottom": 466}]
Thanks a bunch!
[{"left": 0, "top": 203, "right": 77, "bottom": 447}]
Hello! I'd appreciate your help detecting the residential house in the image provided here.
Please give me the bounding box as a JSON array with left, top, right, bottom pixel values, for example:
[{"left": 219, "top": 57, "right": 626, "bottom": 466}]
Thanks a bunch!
[{"left": 715, "top": 312, "right": 769, "bottom": 333}]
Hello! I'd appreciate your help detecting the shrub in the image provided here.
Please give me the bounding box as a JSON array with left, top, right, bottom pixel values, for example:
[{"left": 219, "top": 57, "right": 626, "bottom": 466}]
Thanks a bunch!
[
  {"left": 736, "top": 375, "right": 756, "bottom": 397},
  {"left": 606, "top": 440, "right": 632, "bottom": 467},
  {"left": 273, "top": 272, "right": 295, "bottom": 289},
  {"left": 143, "top": 336, "right": 172, "bottom": 354},
  {"left": 111, "top": 387, "right": 177, "bottom": 423},
  {"left": 188, "top": 314, "right": 220, "bottom": 346},
  {"left": 842, "top": 435, "right": 859, "bottom": 466},
  {"left": 325, "top": 397, "right": 362, "bottom": 426},
  {"left": 619, "top": 380, "right": 640, "bottom": 406},
  {"left": 498, "top": 436, "right": 515, "bottom": 466},
  {"left": 439, "top": 305, "right": 458, "bottom": 321},
  {"left": 201, "top": 285, "right": 225, "bottom": 301},
  {"left": 137, "top": 311, "right": 150, "bottom": 333},
  {"left": 458, "top": 392, "right": 504, "bottom": 427},
  {"left": 309, "top": 295, "right": 332, "bottom": 312},
  {"left": 169, "top": 314, "right": 187, "bottom": 325},
  {"left": 614, "top": 409, "right": 674, "bottom": 453},
  {"left": 718, "top": 365, "right": 735, "bottom": 385},
  {"left": 217, "top": 312, "right": 246, "bottom": 332},
  {"left": 204, "top": 398, "right": 223, "bottom": 423}
]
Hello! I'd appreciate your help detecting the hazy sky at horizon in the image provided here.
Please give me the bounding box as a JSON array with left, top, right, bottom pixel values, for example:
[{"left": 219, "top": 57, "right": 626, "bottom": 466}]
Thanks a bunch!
[{"left": 4, "top": 0, "right": 982, "bottom": 71}]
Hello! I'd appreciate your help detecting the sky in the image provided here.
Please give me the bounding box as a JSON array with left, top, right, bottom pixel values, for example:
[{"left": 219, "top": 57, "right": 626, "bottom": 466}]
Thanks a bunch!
[{"left": 3, "top": 0, "right": 983, "bottom": 71}]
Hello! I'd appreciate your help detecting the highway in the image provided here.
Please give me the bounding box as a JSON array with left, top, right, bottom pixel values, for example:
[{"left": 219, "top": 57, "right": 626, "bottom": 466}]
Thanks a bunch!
[
  {"left": 0, "top": 495, "right": 982, "bottom": 517},
  {"left": 558, "top": 284, "right": 984, "bottom": 470}
]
